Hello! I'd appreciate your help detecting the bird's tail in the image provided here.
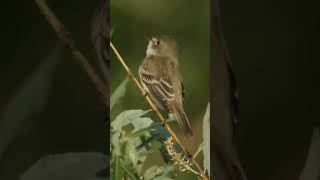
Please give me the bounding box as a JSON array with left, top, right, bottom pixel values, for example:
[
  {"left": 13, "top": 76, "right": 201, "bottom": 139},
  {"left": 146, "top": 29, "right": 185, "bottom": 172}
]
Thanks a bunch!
[{"left": 171, "top": 104, "right": 193, "bottom": 138}]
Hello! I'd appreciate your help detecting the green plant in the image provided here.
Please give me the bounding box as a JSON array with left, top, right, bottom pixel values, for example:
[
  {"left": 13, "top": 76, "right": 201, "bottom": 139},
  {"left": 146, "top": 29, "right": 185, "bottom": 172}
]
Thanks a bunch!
[{"left": 110, "top": 72, "right": 211, "bottom": 179}]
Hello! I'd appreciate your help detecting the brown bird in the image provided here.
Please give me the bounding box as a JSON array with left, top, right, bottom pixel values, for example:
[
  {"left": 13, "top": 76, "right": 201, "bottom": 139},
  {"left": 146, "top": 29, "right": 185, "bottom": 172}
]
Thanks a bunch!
[{"left": 139, "top": 35, "right": 193, "bottom": 138}]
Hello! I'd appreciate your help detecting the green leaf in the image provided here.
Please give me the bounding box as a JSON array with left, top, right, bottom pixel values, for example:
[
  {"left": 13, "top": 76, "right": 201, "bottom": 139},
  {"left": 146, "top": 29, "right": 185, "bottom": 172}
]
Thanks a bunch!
[
  {"left": 125, "top": 134, "right": 151, "bottom": 173},
  {"left": 110, "top": 109, "right": 154, "bottom": 173},
  {"left": 124, "top": 111, "right": 153, "bottom": 173},
  {"left": 110, "top": 77, "right": 129, "bottom": 111},
  {"left": 120, "top": 160, "right": 139, "bottom": 180},
  {"left": 113, "top": 156, "right": 123, "bottom": 180},
  {"left": 144, "top": 165, "right": 175, "bottom": 180},
  {"left": 129, "top": 122, "right": 162, "bottom": 138},
  {"left": 131, "top": 115, "right": 153, "bottom": 133},
  {"left": 111, "top": 109, "right": 150, "bottom": 131},
  {"left": 203, "top": 102, "right": 210, "bottom": 176},
  {"left": 111, "top": 109, "right": 150, "bottom": 155}
]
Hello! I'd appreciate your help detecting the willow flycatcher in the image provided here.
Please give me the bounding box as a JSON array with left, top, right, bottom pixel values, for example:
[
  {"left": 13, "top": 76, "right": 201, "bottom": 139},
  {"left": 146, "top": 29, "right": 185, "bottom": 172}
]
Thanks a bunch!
[{"left": 139, "top": 35, "right": 193, "bottom": 138}]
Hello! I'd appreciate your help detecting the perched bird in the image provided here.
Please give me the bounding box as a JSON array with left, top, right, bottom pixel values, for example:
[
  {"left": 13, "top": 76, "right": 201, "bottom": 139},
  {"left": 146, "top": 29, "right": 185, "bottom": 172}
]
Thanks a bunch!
[{"left": 138, "top": 35, "right": 193, "bottom": 138}]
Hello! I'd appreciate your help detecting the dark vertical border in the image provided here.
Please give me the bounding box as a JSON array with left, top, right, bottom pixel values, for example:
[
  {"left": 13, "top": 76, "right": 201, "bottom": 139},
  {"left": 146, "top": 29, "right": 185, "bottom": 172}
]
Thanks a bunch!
[
  {"left": 210, "top": 0, "right": 214, "bottom": 177},
  {"left": 104, "top": 0, "right": 111, "bottom": 178}
]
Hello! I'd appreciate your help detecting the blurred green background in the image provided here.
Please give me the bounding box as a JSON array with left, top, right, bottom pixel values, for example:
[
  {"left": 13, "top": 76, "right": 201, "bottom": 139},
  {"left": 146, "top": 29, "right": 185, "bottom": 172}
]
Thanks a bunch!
[{"left": 110, "top": 0, "right": 210, "bottom": 179}]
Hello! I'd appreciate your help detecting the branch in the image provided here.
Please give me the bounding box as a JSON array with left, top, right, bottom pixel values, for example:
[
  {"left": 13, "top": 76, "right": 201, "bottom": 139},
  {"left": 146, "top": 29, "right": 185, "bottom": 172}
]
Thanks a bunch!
[
  {"left": 110, "top": 42, "right": 209, "bottom": 180},
  {"left": 34, "top": 0, "right": 108, "bottom": 107}
]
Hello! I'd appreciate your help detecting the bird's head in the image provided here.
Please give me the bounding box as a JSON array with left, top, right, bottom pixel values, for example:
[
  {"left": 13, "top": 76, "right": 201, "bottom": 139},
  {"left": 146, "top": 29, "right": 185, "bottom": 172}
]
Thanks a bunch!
[{"left": 146, "top": 35, "right": 177, "bottom": 58}]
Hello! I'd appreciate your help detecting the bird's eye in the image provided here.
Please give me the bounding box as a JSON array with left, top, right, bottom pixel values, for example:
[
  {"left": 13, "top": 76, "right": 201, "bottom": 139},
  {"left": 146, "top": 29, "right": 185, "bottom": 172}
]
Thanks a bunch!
[{"left": 155, "top": 40, "right": 160, "bottom": 45}]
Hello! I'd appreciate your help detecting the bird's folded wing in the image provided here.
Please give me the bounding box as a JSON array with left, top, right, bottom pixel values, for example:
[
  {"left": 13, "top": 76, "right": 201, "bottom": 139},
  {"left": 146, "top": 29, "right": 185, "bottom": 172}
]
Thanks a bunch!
[{"left": 140, "top": 71, "right": 175, "bottom": 108}]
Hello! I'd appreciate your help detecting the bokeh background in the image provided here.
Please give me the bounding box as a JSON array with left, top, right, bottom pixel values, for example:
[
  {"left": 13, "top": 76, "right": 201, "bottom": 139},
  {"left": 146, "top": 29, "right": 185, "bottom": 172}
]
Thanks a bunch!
[
  {"left": 110, "top": 0, "right": 210, "bottom": 179},
  {"left": 0, "top": 1, "right": 107, "bottom": 179},
  {"left": 219, "top": 0, "right": 320, "bottom": 179}
]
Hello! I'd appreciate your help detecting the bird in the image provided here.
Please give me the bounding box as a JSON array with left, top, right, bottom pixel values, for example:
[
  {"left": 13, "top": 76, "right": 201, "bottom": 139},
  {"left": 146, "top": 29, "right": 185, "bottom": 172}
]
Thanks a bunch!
[{"left": 138, "top": 35, "right": 193, "bottom": 138}]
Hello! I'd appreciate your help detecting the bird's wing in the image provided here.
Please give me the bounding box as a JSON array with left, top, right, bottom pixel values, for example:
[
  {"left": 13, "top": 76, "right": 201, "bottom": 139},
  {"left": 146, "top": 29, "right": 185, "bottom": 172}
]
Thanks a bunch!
[
  {"left": 139, "top": 57, "right": 175, "bottom": 109},
  {"left": 176, "top": 65, "right": 185, "bottom": 102}
]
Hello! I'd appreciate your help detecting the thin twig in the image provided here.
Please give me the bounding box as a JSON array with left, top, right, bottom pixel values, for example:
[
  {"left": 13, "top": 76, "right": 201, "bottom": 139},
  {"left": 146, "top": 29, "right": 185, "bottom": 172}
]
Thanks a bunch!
[
  {"left": 34, "top": 0, "right": 108, "bottom": 107},
  {"left": 110, "top": 42, "right": 208, "bottom": 180}
]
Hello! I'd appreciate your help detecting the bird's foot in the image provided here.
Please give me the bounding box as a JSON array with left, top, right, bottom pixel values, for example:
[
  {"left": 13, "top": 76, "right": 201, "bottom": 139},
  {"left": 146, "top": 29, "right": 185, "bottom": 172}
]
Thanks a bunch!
[{"left": 161, "top": 119, "right": 167, "bottom": 127}]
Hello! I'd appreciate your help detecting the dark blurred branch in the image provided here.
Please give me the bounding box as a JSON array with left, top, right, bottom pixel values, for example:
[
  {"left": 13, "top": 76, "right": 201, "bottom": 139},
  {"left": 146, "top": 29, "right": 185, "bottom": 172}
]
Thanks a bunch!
[
  {"left": 34, "top": 0, "right": 108, "bottom": 107},
  {"left": 212, "top": 0, "right": 248, "bottom": 179},
  {"left": 110, "top": 42, "right": 209, "bottom": 180},
  {"left": 97, "top": 0, "right": 109, "bottom": 67},
  {"left": 91, "top": 0, "right": 109, "bottom": 82}
]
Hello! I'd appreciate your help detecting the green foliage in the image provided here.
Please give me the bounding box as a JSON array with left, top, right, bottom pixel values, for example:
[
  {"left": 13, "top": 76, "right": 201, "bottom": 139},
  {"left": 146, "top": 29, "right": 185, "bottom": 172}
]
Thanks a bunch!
[
  {"left": 110, "top": 108, "right": 176, "bottom": 179},
  {"left": 110, "top": 78, "right": 210, "bottom": 179},
  {"left": 110, "top": 77, "right": 175, "bottom": 179},
  {"left": 144, "top": 165, "right": 175, "bottom": 180},
  {"left": 112, "top": 155, "right": 123, "bottom": 180},
  {"left": 111, "top": 109, "right": 152, "bottom": 168},
  {"left": 110, "top": 77, "right": 129, "bottom": 111}
]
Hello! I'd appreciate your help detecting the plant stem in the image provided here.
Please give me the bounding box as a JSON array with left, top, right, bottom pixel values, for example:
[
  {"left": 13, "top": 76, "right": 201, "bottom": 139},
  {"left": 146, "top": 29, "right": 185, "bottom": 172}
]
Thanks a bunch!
[{"left": 34, "top": 0, "right": 108, "bottom": 107}]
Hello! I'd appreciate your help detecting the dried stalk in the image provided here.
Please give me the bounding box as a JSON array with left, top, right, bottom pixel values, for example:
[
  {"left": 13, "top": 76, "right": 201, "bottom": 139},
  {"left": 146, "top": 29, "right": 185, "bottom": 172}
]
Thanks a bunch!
[
  {"left": 110, "top": 42, "right": 208, "bottom": 180},
  {"left": 164, "top": 136, "right": 199, "bottom": 175},
  {"left": 34, "top": 0, "right": 108, "bottom": 107}
]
